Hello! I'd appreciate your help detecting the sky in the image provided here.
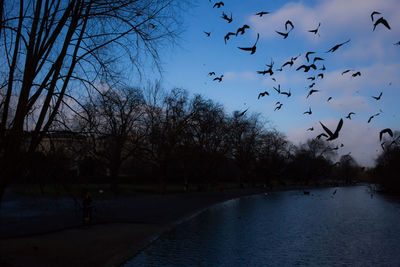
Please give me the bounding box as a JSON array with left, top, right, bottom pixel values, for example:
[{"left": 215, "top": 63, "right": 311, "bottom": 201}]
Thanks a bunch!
[{"left": 153, "top": 0, "right": 400, "bottom": 167}]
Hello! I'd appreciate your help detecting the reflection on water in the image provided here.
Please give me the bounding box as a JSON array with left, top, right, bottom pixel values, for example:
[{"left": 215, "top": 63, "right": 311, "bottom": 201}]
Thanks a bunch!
[{"left": 125, "top": 186, "right": 400, "bottom": 266}]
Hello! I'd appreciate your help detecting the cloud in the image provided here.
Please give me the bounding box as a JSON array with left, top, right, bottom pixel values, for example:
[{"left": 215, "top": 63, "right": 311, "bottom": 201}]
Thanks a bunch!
[
  {"left": 223, "top": 70, "right": 258, "bottom": 82},
  {"left": 249, "top": 0, "right": 400, "bottom": 45},
  {"left": 329, "top": 95, "right": 370, "bottom": 112}
]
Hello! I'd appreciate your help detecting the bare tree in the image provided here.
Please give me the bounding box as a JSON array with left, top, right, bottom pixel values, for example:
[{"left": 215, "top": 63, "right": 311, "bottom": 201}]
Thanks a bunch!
[
  {"left": 186, "top": 94, "right": 229, "bottom": 186},
  {"left": 0, "top": 0, "right": 184, "bottom": 204},
  {"left": 227, "top": 111, "right": 264, "bottom": 186},
  {"left": 143, "top": 86, "right": 193, "bottom": 193},
  {"left": 74, "top": 85, "right": 145, "bottom": 183}
]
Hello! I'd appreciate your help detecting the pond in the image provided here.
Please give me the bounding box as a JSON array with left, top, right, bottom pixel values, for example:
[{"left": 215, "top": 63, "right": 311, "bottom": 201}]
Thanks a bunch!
[{"left": 124, "top": 185, "right": 400, "bottom": 266}]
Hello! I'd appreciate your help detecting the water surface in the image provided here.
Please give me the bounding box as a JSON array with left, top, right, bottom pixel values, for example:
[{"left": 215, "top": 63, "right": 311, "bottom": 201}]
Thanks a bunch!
[{"left": 125, "top": 185, "right": 400, "bottom": 266}]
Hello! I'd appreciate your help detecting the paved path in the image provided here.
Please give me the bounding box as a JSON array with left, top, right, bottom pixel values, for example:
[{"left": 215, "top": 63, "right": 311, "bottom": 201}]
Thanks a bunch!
[{"left": 0, "top": 187, "right": 271, "bottom": 238}]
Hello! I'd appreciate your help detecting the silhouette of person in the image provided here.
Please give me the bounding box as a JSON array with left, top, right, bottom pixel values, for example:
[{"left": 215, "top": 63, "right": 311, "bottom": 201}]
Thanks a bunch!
[{"left": 82, "top": 189, "right": 93, "bottom": 225}]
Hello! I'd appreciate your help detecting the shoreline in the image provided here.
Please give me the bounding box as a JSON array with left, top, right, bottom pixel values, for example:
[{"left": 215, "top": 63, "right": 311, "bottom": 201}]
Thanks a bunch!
[{"left": 0, "top": 185, "right": 340, "bottom": 266}]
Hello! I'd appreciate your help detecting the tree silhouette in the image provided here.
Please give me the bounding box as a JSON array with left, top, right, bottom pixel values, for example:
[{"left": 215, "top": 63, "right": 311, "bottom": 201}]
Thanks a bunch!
[{"left": 0, "top": 0, "right": 184, "bottom": 205}]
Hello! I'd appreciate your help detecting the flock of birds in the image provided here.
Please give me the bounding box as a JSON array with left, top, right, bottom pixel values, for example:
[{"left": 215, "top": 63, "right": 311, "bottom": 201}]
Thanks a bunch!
[{"left": 204, "top": 1, "right": 399, "bottom": 155}]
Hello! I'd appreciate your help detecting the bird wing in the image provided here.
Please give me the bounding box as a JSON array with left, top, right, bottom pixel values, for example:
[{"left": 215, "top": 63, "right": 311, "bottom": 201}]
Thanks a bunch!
[
  {"left": 334, "top": 118, "right": 343, "bottom": 135},
  {"left": 375, "top": 17, "right": 391, "bottom": 30},
  {"left": 320, "top": 121, "right": 334, "bottom": 137},
  {"left": 296, "top": 65, "right": 306, "bottom": 71},
  {"left": 285, "top": 20, "right": 294, "bottom": 30},
  {"left": 305, "top": 53, "right": 310, "bottom": 61},
  {"left": 275, "top": 31, "right": 287, "bottom": 37},
  {"left": 342, "top": 70, "right": 350, "bottom": 75},
  {"left": 238, "top": 47, "right": 252, "bottom": 51},
  {"left": 371, "top": 11, "right": 381, "bottom": 21},
  {"left": 380, "top": 128, "right": 393, "bottom": 141},
  {"left": 255, "top": 33, "right": 260, "bottom": 45}
]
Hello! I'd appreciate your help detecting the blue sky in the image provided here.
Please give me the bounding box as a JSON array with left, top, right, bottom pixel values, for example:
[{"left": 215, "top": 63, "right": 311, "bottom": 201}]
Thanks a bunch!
[{"left": 155, "top": 0, "right": 400, "bottom": 166}]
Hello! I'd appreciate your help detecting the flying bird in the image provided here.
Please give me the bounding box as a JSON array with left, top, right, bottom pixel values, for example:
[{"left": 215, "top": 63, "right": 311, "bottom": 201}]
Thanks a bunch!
[
  {"left": 379, "top": 128, "right": 393, "bottom": 141},
  {"left": 257, "top": 69, "right": 273, "bottom": 76},
  {"left": 213, "top": 2, "right": 224, "bottom": 8},
  {"left": 394, "top": 41, "right": 400, "bottom": 46},
  {"left": 367, "top": 113, "right": 380, "bottom": 123},
  {"left": 309, "top": 82, "right": 316, "bottom": 88},
  {"left": 204, "top": 31, "right": 211, "bottom": 37},
  {"left": 370, "top": 11, "right": 381, "bottom": 21},
  {"left": 346, "top": 112, "right": 355, "bottom": 119},
  {"left": 372, "top": 92, "right": 382, "bottom": 100},
  {"left": 238, "top": 33, "right": 259, "bottom": 54},
  {"left": 285, "top": 20, "right": 294, "bottom": 31},
  {"left": 255, "top": 11, "right": 269, "bottom": 17},
  {"left": 308, "top": 22, "right": 321, "bottom": 36},
  {"left": 303, "top": 108, "right": 312, "bottom": 115},
  {"left": 319, "top": 118, "right": 343, "bottom": 141},
  {"left": 307, "top": 89, "right": 319, "bottom": 98},
  {"left": 327, "top": 97, "right": 332, "bottom": 102},
  {"left": 320, "top": 65, "right": 326, "bottom": 71},
  {"left": 305, "top": 51, "right": 315, "bottom": 62},
  {"left": 308, "top": 76, "right": 315, "bottom": 81},
  {"left": 307, "top": 127, "right": 314, "bottom": 131},
  {"left": 352, "top": 71, "right": 361, "bottom": 77},
  {"left": 221, "top": 12, "right": 233, "bottom": 23},
  {"left": 326, "top": 39, "right": 351, "bottom": 53},
  {"left": 296, "top": 64, "right": 317, "bottom": 72},
  {"left": 236, "top": 25, "right": 250, "bottom": 35},
  {"left": 317, "top": 73, "right": 324, "bottom": 79},
  {"left": 208, "top": 72, "right": 215, "bottom": 76},
  {"left": 213, "top": 75, "right": 224, "bottom": 82},
  {"left": 258, "top": 91, "right": 269, "bottom": 99},
  {"left": 224, "top": 32, "right": 236, "bottom": 44},
  {"left": 373, "top": 17, "right": 391, "bottom": 31},
  {"left": 275, "top": 103, "right": 283, "bottom": 111}
]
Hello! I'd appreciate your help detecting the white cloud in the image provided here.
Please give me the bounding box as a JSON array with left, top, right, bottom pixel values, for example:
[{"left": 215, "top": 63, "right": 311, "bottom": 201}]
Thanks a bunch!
[
  {"left": 249, "top": 0, "right": 400, "bottom": 45},
  {"left": 223, "top": 70, "right": 258, "bottom": 82}
]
